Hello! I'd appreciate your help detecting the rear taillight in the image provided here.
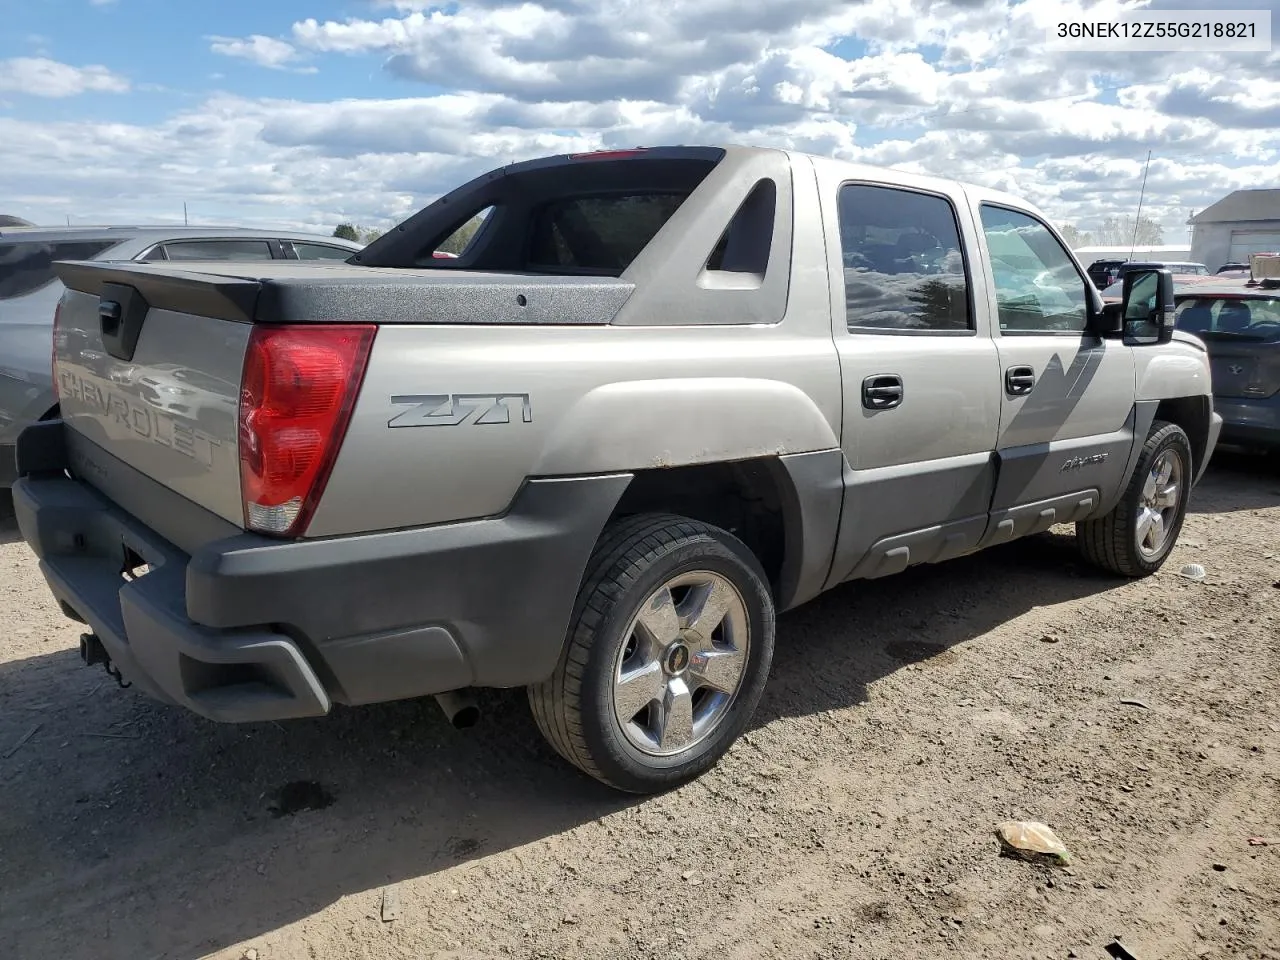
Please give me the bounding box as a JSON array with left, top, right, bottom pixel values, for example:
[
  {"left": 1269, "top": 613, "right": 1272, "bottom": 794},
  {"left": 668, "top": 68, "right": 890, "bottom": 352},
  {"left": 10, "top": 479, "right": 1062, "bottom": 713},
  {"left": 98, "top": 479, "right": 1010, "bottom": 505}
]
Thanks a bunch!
[
  {"left": 51, "top": 301, "right": 62, "bottom": 399},
  {"left": 237, "top": 324, "right": 376, "bottom": 537}
]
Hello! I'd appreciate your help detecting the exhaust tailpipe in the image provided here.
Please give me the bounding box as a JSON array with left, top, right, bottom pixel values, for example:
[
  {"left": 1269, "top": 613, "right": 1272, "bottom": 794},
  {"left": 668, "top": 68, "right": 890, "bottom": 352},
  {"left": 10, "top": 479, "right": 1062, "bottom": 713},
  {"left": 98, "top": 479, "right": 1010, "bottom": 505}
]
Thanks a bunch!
[{"left": 433, "top": 689, "right": 480, "bottom": 729}]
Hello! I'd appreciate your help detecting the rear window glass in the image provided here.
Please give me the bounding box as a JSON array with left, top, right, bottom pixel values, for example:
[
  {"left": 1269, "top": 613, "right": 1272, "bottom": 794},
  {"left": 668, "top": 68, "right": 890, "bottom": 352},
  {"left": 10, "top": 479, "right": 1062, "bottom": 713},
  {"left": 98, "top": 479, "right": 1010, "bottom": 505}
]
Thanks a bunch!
[
  {"left": 161, "top": 239, "right": 274, "bottom": 261},
  {"left": 1176, "top": 296, "right": 1280, "bottom": 342},
  {"left": 527, "top": 193, "right": 689, "bottom": 274},
  {"left": 0, "top": 240, "right": 118, "bottom": 300},
  {"left": 291, "top": 242, "right": 354, "bottom": 261}
]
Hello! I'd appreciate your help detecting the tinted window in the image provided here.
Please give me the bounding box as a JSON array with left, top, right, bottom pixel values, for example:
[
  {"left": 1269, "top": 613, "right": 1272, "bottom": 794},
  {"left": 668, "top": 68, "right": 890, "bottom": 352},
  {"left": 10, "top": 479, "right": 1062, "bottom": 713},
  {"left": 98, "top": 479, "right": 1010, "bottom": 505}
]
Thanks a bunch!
[
  {"left": 837, "top": 184, "right": 971, "bottom": 331},
  {"left": 0, "top": 240, "right": 117, "bottom": 300},
  {"left": 292, "top": 242, "right": 354, "bottom": 261},
  {"left": 980, "top": 205, "right": 1088, "bottom": 333},
  {"left": 705, "top": 179, "right": 776, "bottom": 277},
  {"left": 528, "top": 193, "right": 688, "bottom": 274},
  {"left": 161, "top": 239, "right": 274, "bottom": 261}
]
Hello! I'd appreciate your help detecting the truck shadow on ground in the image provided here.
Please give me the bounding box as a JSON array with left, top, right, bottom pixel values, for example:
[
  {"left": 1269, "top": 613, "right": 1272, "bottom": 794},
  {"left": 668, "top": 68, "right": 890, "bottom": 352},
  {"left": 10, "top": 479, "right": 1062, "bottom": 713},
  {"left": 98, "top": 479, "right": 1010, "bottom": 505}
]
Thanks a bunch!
[{"left": 0, "top": 463, "right": 1262, "bottom": 960}]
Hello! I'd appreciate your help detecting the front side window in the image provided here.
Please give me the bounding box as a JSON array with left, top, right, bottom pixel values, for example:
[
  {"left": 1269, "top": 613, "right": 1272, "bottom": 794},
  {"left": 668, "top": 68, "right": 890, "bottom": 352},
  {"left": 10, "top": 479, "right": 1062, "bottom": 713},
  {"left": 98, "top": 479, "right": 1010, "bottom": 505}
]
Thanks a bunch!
[
  {"left": 0, "top": 240, "right": 118, "bottom": 299},
  {"left": 980, "top": 205, "right": 1088, "bottom": 333},
  {"left": 837, "top": 183, "right": 971, "bottom": 331}
]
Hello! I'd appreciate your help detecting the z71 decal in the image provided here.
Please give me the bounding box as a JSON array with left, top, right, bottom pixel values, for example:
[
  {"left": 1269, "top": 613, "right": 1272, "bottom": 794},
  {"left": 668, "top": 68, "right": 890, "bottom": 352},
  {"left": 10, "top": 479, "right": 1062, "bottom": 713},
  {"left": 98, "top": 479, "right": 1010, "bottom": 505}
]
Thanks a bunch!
[{"left": 388, "top": 393, "right": 533, "bottom": 428}]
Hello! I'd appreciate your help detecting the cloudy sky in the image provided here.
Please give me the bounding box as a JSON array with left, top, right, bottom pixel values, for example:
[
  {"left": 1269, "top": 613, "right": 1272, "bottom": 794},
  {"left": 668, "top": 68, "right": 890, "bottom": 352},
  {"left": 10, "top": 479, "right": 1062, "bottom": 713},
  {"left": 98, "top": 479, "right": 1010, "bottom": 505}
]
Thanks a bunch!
[{"left": 1, "top": 0, "right": 1277, "bottom": 240}]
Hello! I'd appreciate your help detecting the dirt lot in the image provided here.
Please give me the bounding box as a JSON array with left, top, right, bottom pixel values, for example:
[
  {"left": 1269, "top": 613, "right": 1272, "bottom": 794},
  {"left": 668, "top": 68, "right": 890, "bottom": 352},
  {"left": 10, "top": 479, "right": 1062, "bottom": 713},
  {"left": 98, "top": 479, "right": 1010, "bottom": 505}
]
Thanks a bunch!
[{"left": 1, "top": 454, "right": 1277, "bottom": 960}]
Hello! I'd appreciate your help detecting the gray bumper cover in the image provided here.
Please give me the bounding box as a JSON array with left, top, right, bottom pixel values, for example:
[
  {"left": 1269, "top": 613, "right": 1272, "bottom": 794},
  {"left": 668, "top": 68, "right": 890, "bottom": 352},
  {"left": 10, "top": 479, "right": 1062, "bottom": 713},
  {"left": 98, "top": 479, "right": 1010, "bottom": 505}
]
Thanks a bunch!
[{"left": 12, "top": 421, "right": 632, "bottom": 722}]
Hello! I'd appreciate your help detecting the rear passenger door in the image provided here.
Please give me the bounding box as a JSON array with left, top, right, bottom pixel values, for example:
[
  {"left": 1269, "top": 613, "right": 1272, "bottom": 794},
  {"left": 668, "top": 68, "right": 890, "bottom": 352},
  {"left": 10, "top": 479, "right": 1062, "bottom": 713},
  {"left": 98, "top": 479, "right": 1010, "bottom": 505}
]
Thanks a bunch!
[
  {"left": 817, "top": 168, "right": 1002, "bottom": 586},
  {"left": 971, "top": 201, "right": 1136, "bottom": 546}
]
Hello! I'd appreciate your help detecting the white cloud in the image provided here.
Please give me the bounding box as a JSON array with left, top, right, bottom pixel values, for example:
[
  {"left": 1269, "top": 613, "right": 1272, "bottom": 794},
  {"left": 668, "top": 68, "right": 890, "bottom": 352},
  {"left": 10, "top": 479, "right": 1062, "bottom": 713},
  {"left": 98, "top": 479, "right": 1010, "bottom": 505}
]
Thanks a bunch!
[
  {"left": 0, "top": 57, "right": 129, "bottom": 97},
  {"left": 208, "top": 35, "right": 316, "bottom": 73},
  {"left": 5, "top": 0, "right": 1280, "bottom": 241}
]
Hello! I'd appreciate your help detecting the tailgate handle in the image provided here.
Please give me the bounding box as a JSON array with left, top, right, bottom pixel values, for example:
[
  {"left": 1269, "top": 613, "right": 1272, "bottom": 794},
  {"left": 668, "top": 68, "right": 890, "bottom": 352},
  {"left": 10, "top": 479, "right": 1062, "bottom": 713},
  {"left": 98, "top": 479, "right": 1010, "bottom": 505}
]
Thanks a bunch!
[
  {"left": 98, "top": 300, "right": 122, "bottom": 335},
  {"left": 99, "top": 283, "right": 149, "bottom": 363}
]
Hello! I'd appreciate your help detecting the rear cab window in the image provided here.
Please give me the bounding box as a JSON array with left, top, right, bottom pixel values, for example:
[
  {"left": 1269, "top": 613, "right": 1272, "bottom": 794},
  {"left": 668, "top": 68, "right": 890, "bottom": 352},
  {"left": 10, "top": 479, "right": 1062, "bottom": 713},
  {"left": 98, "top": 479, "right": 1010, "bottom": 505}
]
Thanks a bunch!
[
  {"left": 0, "top": 239, "right": 119, "bottom": 299},
  {"left": 368, "top": 148, "right": 727, "bottom": 277},
  {"left": 527, "top": 194, "right": 689, "bottom": 274}
]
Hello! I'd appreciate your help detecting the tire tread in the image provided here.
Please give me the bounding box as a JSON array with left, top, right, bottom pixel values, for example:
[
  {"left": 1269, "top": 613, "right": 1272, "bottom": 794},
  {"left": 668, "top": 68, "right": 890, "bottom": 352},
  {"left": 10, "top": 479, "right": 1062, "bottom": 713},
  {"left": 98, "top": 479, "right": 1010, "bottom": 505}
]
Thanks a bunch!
[
  {"left": 1077, "top": 420, "right": 1191, "bottom": 577},
  {"left": 528, "top": 513, "right": 765, "bottom": 791}
]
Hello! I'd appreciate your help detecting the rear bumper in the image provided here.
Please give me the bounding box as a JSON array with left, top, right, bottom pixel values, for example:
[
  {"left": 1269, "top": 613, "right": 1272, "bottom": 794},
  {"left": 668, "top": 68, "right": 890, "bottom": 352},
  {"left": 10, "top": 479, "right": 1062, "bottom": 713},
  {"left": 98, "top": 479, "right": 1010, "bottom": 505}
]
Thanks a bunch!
[
  {"left": 1214, "top": 395, "right": 1280, "bottom": 449},
  {"left": 13, "top": 421, "right": 632, "bottom": 722}
]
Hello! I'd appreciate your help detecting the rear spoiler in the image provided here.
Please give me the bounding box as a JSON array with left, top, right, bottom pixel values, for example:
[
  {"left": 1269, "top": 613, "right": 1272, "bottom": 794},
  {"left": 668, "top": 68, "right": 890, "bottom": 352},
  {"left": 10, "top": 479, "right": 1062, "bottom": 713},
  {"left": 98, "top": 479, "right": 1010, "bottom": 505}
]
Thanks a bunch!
[
  {"left": 55, "top": 260, "right": 260, "bottom": 323},
  {"left": 52, "top": 259, "right": 634, "bottom": 326}
]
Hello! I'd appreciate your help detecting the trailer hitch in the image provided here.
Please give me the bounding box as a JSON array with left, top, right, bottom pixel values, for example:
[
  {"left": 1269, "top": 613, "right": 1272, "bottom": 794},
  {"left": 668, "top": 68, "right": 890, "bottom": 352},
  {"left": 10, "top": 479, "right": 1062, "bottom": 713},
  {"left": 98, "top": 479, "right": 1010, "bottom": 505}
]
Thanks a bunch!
[{"left": 80, "top": 633, "right": 131, "bottom": 689}]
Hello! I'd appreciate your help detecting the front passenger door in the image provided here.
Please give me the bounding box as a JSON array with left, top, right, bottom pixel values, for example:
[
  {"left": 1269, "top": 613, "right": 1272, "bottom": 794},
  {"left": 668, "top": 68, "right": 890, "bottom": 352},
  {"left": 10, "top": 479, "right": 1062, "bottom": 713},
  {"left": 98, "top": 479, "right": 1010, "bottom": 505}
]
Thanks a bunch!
[{"left": 974, "top": 203, "right": 1136, "bottom": 546}]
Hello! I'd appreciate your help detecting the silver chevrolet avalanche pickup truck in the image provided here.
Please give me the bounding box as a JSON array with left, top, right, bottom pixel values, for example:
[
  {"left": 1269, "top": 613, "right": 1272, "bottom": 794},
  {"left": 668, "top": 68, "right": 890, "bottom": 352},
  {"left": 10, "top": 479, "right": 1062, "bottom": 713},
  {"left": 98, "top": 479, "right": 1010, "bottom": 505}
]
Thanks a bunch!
[{"left": 11, "top": 146, "right": 1222, "bottom": 793}]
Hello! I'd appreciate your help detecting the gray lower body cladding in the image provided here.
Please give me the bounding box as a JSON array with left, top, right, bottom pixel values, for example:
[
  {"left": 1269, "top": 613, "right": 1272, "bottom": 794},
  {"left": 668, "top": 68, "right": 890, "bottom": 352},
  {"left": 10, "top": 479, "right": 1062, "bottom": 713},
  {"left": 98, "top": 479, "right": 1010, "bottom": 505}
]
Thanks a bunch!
[{"left": 12, "top": 426, "right": 632, "bottom": 722}]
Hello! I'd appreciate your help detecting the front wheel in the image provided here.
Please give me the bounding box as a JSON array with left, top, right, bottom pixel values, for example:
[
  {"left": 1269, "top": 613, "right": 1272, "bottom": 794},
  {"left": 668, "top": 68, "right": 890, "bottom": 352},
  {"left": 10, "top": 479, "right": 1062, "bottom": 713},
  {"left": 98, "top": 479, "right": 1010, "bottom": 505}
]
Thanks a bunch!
[
  {"left": 1077, "top": 420, "right": 1193, "bottom": 577},
  {"left": 528, "top": 514, "right": 775, "bottom": 794}
]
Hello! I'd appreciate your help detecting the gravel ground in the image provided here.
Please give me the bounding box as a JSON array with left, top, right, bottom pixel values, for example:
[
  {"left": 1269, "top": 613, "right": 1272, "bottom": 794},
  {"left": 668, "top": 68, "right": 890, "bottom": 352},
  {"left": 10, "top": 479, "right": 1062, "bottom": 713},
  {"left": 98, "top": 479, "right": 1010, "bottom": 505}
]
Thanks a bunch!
[{"left": 0, "top": 453, "right": 1277, "bottom": 960}]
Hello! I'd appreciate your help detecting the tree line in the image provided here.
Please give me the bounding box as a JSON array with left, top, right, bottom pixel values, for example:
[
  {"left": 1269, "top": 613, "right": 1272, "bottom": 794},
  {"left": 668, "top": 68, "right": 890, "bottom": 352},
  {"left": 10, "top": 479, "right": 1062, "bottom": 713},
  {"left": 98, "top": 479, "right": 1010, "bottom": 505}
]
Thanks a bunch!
[{"left": 1057, "top": 214, "right": 1165, "bottom": 248}]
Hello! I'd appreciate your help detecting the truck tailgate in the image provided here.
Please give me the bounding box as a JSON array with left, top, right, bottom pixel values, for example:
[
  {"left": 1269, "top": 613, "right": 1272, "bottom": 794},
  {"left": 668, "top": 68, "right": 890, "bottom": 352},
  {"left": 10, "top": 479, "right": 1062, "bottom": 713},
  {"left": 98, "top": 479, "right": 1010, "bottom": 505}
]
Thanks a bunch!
[
  {"left": 53, "top": 269, "right": 252, "bottom": 527},
  {"left": 48, "top": 257, "right": 634, "bottom": 535}
]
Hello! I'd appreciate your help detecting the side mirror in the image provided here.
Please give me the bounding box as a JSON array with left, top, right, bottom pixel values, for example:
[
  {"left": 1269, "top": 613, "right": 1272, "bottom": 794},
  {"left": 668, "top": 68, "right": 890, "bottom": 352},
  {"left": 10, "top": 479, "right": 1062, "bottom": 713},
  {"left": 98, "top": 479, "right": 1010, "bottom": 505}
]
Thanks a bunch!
[{"left": 1120, "top": 268, "right": 1176, "bottom": 346}]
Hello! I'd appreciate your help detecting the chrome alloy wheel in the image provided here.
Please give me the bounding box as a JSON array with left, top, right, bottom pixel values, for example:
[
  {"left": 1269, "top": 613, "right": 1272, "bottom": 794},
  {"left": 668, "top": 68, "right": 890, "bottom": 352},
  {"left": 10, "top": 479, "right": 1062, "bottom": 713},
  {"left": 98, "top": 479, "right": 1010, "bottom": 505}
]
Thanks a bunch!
[
  {"left": 1136, "top": 448, "right": 1183, "bottom": 559},
  {"left": 611, "top": 571, "right": 751, "bottom": 757}
]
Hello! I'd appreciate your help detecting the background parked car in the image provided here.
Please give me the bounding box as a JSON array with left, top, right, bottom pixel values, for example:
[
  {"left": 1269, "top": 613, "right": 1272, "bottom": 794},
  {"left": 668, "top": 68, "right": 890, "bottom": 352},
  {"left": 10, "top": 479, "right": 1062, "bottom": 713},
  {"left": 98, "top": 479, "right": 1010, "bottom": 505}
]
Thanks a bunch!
[
  {"left": 1098, "top": 271, "right": 1218, "bottom": 304},
  {"left": 1086, "top": 258, "right": 1126, "bottom": 289},
  {"left": 1174, "top": 277, "right": 1280, "bottom": 454},
  {"left": 0, "top": 226, "right": 363, "bottom": 487}
]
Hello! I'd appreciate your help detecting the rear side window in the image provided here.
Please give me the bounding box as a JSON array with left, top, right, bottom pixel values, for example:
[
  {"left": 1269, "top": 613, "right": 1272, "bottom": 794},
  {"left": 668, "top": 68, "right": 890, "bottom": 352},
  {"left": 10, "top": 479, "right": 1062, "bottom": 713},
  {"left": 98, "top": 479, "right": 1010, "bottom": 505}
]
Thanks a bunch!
[
  {"left": 837, "top": 183, "right": 972, "bottom": 332},
  {"left": 161, "top": 239, "right": 274, "bottom": 261},
  {"left": 0, "top": 240, "right": 117, "bottom": 300},
  {"left": 527, "top": 193, "right": 688, "bottom": 274}
]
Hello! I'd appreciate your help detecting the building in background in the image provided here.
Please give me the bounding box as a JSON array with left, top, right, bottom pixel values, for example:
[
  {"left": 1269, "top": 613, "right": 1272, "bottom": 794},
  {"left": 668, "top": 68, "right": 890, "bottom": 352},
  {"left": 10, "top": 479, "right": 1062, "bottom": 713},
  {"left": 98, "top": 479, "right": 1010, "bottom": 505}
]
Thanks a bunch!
[
  {"left": 1071, "top": 243, "right": 1192, "bottom": 263},
  {"left": 1189, "top": 189, "right": 1280, "bottom": 272}
]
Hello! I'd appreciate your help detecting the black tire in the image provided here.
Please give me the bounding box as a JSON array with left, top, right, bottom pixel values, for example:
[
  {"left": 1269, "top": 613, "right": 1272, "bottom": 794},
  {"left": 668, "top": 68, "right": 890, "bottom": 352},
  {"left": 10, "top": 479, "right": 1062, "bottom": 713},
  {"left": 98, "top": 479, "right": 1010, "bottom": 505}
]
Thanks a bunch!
[
  {"left": 1076, "top": 420, "right": 1194, "bottom": 577},
  {"left": 528, "top": 513, "right": 775, "bottom": 794}
]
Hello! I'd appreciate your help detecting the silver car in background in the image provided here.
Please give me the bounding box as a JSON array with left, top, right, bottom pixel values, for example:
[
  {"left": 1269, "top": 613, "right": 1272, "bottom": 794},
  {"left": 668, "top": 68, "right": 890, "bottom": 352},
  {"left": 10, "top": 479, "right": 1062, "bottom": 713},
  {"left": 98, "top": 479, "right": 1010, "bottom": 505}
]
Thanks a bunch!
[{"left": 0, "top": 226, "right": 363, "bottom": 486}]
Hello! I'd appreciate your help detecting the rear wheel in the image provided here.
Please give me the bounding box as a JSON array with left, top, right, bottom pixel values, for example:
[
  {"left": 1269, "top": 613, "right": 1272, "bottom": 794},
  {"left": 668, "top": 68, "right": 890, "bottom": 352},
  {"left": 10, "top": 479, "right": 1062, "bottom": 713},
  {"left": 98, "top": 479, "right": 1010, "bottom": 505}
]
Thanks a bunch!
[
  {"left": 528, "top": 513, "right": 775, "bottom": 794},
  {"left": 1077, "top": 420, "right": 1193, "bottom": 577}
]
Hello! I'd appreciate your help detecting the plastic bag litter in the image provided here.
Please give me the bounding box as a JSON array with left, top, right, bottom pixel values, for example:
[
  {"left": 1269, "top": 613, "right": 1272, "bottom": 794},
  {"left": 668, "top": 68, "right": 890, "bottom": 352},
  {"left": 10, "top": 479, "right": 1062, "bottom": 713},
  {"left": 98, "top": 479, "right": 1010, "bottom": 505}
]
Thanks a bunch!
[{"left": 995, "top": 820, "right": 1072, "bottom": 865}]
